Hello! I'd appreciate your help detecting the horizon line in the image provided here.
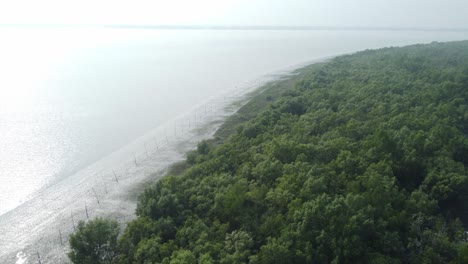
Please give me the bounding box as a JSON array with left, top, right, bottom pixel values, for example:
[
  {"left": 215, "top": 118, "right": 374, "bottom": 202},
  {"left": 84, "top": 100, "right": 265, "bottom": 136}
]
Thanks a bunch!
[{"left": 1, "top": 23, "right": 468, "bottom": 32}]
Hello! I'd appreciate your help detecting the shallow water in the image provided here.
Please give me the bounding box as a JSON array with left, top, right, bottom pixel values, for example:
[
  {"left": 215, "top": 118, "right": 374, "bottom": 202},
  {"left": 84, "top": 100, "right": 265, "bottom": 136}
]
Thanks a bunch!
[{"left": 0, "top": 28, "right": 466, "bottom": 263}]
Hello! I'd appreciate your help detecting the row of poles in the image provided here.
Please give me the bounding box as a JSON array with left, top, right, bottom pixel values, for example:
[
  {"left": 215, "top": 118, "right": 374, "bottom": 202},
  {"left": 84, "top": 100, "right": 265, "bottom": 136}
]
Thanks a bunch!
[{"left": 28, "top": 87, "right": 260, "bottom": 263}]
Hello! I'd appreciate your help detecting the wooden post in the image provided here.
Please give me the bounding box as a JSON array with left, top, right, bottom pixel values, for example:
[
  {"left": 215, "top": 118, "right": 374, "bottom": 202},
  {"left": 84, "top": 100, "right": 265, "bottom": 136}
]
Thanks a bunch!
[
  {"left": 59, "top": 229, "right": 63, "bottom": 246},
  {"left": 113, "top": 170, "right": 119, "bottom": 183},
  {"left": 92, "top": 188, "right": 100, "bottom": 205},
  {"left": 85, "top": 202, "right": 89, "bottom": 219},
  {"left": 37, "top": 251, "right": 41, "bottom": 264},
  {"left": 134, "top": 155, "right": 138, "bottom": 166},
  {"left": 71, "top": 212, "right": 76, "bottom": 231}
]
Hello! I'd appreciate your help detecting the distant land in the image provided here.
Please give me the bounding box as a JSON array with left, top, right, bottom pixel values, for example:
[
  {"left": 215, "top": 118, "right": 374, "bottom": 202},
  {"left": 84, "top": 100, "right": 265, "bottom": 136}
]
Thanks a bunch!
[{"left": 1, "top": 23, "right": 468, "bottom": 32}]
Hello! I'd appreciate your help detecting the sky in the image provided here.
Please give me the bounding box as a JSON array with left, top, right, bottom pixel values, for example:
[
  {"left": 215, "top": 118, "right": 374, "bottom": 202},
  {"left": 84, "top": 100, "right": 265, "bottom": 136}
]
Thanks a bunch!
[{"left": 0, "top": 0, "right": 467, "bottom": 29}]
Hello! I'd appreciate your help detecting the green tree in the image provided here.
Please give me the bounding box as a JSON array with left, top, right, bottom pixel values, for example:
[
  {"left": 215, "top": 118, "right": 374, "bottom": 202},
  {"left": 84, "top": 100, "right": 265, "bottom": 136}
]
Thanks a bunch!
[{"left": 68, "top": 218, "right": 119, "bottom": 264}]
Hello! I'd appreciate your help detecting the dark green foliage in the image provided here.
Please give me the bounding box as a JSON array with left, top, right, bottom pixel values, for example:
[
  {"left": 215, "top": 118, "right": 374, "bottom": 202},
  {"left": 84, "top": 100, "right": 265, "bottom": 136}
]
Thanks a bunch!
[
  {"left": 78, "top": 40, "right": 468, "bottom": 263},
  {"left": 68, "top": 218, "right": 120, "bottom": 264}
]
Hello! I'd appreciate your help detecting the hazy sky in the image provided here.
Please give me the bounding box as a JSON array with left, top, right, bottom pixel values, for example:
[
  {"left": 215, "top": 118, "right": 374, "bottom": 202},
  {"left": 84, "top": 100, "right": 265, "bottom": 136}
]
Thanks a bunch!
[{"left": 1, "top": 0, "right": 467, "bottom": 28}]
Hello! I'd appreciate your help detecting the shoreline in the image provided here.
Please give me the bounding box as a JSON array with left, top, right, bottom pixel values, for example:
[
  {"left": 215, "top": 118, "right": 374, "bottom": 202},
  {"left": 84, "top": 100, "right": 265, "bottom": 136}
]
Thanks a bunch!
[
  {"left": 104, "top": 39, "right": 468, "bottom": 264},
  {"left": 0, "top": 57, "right": 331, "bottom": 264}
]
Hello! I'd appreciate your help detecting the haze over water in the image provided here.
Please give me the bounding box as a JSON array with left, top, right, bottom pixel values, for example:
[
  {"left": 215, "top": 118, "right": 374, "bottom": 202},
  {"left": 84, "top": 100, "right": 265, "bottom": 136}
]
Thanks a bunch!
[{"left": 0, "top": 27, "right": 466, "bottom": 217}]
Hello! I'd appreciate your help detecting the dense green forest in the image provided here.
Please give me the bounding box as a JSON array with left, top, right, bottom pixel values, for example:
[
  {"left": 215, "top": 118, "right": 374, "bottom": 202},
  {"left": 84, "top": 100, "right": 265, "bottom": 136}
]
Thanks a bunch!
[{"left": 69, "top": 40, "right": 468, "bottom": 263}]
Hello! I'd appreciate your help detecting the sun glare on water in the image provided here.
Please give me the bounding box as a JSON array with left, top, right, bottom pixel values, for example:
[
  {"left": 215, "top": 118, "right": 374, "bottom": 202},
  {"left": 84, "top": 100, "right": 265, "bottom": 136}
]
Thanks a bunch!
[
  {"left": 15, "top": 251, "right": 27, "bottom": 264},
  {"left": 0, "top": 27, "right": 94, "bottom": 215}
]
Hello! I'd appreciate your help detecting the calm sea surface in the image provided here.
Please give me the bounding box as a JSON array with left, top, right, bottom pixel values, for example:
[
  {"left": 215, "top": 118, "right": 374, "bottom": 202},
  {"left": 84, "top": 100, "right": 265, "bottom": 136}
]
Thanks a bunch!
[{"left": 0, "top": 28, "right": 466, "bottom": 217}]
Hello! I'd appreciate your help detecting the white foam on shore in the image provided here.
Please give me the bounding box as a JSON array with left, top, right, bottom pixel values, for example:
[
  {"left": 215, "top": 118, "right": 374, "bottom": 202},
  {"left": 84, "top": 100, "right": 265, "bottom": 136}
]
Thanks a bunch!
[{"left": 0, "top": 60, "right": 321, "bottom": 264}]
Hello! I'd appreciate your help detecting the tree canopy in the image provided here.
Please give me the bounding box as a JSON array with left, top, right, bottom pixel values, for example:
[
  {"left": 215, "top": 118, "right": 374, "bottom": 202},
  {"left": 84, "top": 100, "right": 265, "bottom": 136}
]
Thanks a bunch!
[
  {"left": 68, "top": 218, "right": 120, "bottom": 264},
  {"left": 70, "top": 40, "right": 468, "bottom": 263}
]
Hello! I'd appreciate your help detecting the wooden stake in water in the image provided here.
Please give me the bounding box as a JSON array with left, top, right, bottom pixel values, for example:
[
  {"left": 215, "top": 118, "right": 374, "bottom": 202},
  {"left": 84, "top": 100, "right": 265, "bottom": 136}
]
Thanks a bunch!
[
  {"left": 85, "top": 202, "right": 89, "bottom": 219},
  {"left": 59, "top": 229, "right": 63, "bottom": 246},
  {"left": 71, "top": 212, "right": 76, "bottom": 231},
  {"left": 92, "top": 187, "right": 100, "bottom": 205},
  {"left": 37, "top": 251, "right": 42, "bottom": 264},
  {"left": 113, "top": 170, "right": 119, "bottom": 183},
  {"left": 134, "top": 155, "right": 138, "bottom": 166}
]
